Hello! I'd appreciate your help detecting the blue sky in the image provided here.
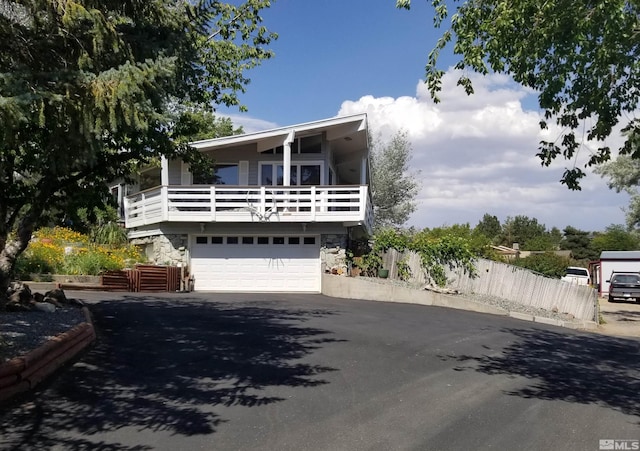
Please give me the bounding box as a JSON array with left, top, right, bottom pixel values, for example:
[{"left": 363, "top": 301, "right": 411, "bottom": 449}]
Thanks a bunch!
[
  {"left": 219, "top": 0, "right": 631, "bottom": 233},
  {"left": 221, "top": 0, "right": 444, "bottom": 124}
]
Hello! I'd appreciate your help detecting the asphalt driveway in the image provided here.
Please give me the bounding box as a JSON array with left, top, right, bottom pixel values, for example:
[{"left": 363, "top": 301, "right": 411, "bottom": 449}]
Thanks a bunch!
[{"left": 1, "top": 292, "right": 638, "bottom": 451}]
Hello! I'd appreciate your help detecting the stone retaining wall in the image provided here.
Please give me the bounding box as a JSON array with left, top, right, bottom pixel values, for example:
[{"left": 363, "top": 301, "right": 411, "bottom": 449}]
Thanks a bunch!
[
  {"left": 321, "top": 274, "right": 599, "bottom": 330},
  {"left": 321, "top": 233, "right": 348, "bottom": 275},
  {"left": 130, "top": 234, "right": 188, "bottom": 266}
]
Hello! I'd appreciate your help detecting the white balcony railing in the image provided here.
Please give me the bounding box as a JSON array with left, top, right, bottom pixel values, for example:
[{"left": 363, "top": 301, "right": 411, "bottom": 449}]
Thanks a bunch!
[{"left": 125, "top": 185, "right": 373, "bottom": 231}]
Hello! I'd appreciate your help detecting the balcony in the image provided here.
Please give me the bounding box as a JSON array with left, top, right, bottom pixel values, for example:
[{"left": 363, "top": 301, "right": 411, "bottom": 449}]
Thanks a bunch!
[{"left": 125, "top": 185, "right": 373, "bottom": 232}]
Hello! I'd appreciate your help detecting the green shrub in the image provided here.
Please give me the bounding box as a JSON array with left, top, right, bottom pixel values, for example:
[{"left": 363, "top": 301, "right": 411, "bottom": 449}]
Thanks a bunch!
[
  {"left": 357, "top": 229, "right": 479, "bottom": 287},
  {"left": 396, "top": 258, "right": 412, "bottom": 281},
  {"left": 361, "top": 252, "right": 383, "bottom": 277},
  {"left": 15, "top": 240, "right": 64, "bottom": 276},
  {"left": 62, "top": 251, "right": 124, "bottom": 275},
  {"left": 15, "top": 252, "right": 57, "bottom": 276},
  {"left": 91, "top": 222, "right": 128, "bottom": 246},
  {"left": 512, "top": 252, "right": 570, "bottom": 278}
]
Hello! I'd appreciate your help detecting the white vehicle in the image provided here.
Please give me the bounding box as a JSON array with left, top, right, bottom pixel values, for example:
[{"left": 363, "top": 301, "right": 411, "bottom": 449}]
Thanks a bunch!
[{"left": 561, "top": 266, "right": 590, "bottom": 285}]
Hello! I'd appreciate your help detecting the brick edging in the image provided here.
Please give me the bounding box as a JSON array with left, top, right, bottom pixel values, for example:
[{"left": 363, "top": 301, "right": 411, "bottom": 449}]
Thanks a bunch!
[{"left": 0, "top": 306, "right": 95, "bottom": 404}]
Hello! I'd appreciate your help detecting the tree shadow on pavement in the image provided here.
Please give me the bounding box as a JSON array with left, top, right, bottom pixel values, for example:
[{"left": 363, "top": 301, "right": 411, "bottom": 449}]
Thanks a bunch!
[
  {"left": 603, "top": 309, "right": 640, "bottom": 321},
  {"left": 445, "top": 328, "right": 640, "bottom": 419},
  {"left": 0, "top": 296, "right": 342, "bottom": 450}
]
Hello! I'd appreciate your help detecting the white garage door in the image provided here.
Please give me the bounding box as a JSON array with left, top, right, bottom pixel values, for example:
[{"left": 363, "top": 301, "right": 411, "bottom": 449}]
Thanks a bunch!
[{"left": 191, "top": 235, "right": 321, "bottom": 292}]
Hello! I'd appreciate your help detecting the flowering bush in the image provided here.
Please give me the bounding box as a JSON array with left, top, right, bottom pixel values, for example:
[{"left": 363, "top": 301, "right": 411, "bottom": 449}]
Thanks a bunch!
[
  {"left": 34, "top": 226, "right": 90, "bottom": 245},
  {"left": 62, "top": 244, "right": 143, "bottom": 275},
  {"left": 15, "top": 240, "right": 65, "bottom": 275},
  {"left": 16, "top": 227, "right": 144, "bottom": 277}
]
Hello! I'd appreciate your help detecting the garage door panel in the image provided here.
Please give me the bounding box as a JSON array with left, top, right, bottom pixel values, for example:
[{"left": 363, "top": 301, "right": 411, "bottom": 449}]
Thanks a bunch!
[{"left": 191, "top": 236, "right": 320, "bottom": 292}]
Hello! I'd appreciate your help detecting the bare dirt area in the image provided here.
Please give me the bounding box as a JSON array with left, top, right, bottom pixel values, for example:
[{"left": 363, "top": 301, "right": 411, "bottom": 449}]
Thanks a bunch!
[{"left": 597, "top": 297, "right": 640, "bottom": 339}]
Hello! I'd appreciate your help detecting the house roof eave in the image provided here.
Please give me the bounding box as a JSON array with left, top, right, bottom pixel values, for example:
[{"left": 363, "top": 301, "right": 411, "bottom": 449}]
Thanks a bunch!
[{"left": 189, "top": 113, "right": 368, "bottom": 152}]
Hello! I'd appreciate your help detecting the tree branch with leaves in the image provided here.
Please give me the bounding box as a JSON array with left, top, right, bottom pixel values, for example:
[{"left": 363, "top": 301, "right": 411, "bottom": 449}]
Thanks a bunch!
[
  {"left": 396, "top": 0, "right": 640, "bottom": 189},
  {"left": 0, "top": 0, "right": 276, "bottom": 303}
]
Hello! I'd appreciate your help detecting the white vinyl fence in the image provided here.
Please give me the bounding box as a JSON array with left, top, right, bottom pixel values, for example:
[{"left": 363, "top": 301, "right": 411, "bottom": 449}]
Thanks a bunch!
[{"left": 381, "top": 251, "right": 598, "bottom": 322}]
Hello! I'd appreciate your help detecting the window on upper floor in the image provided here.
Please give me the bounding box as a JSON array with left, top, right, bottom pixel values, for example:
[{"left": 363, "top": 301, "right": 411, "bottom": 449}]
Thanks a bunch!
[
  {"left": 193, "top": 164, "right": 239, "bottom": 185},
  {"left": 267, "top": 134, "right": 322, "bottom": 154},
  {"left": 300, "top": 135, "right": 322, "bottom": 153},
  {"left": 300, "top": 165, "right": 321, "bottom": 185},
  {"left": 110, "top": 184, "right": 125, "bottom": 218},
  {"left": 259, "top": 162, "right": 323, "bottom": 186}
]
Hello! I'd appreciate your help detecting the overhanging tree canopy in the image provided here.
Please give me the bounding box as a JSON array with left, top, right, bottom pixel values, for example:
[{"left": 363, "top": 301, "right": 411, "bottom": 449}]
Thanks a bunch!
[
  {"left": 396, "top": 0, "right": 640, "bottom": 189},
  {"left": 0, "top": 0, "right": 276, "bottom": 297}
]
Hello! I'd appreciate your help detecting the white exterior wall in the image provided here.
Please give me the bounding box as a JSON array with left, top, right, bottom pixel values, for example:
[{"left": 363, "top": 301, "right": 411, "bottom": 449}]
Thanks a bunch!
[
  {"left": 163, "top": 135, "right": 336, "bottom": 187},
  {"left": 129, "top": 222, "right": 350, "bottom": 269},
  {"left": 167, "top": 159, "right": 182, "bottom": 185},
  {"left": 600, "top": 260, "right": 640, "bottom": 294}
]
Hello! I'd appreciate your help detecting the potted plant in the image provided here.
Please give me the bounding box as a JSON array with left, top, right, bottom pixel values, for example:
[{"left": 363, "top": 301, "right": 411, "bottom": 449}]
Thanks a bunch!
[{"left": 350, "top": 256, "right": 363, "bottom": 277}]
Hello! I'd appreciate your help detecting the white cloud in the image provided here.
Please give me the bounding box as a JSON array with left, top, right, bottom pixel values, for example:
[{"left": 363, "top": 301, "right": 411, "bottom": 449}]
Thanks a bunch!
[
  {"left": 222, "top": 113, "right": 279, "bottom": 134},
  {"left": 338, "top": 69, "right": 630, "bottom": 231}
]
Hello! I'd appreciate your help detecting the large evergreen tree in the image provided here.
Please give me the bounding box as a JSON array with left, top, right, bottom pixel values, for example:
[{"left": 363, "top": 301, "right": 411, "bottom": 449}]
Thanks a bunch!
[
  {"left": 499, "top": 215, "right": 547, "bottom": 250},
  {"left": 474, "top": 213, "right": 501, "bottom": 243},
  {"left": 560, "top": 226, "right": 595, "bottom": 260},
  {"left": 0, "top": 0, "right": 276, "bottom": 303}
]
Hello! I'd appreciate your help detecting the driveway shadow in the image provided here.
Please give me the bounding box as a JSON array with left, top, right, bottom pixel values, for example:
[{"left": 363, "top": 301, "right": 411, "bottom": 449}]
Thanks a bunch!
[
  {"left": 444, "top": 328, "right": 640, "bottom": 420},
  {"left": 0, "top": 296, "right": 341, "bottom": 450},
  {"left": 603, "top": 309, "right": 640, "bottom": 322},
  {"left": 607, "top": 299, "right": 640, "bottom": 307}
]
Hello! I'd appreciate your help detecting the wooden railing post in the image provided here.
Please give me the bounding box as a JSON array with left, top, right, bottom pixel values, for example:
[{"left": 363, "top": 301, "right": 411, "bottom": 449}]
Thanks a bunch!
[
  {"left": 210, "top": 186, "right": 216, "bottom": 221},
  {"left": 123, "top": 196, "right": 130, "bottom": 227},
  {"left": 161, "top": 186, "right": 168, "bottom": 221},
  {"left": 141, "top": 192, "right": 147, "bottom": 225}
]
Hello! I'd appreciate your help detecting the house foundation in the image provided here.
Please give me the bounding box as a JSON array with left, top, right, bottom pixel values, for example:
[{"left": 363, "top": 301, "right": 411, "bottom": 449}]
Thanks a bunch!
[
  {"left": 321, "top": 234, "right": 348, "bottom": 275},
  {"left": 130, "top": 234, "right": 187, "bottom": 267}
]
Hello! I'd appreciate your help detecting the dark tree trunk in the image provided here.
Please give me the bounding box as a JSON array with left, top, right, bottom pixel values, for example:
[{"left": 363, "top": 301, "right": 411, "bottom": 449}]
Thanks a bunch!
[{"left": 0, "top": 211, "right": 37, "bottom": 309}]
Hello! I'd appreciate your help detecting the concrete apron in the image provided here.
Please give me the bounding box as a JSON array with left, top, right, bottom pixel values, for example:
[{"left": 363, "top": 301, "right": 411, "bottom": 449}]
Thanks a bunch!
[{"left": 597, "top": 297, "right": 640, "bottom": 339}]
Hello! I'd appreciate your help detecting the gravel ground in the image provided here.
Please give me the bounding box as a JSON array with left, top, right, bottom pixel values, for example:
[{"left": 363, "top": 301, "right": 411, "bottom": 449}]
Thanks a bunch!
[
  {"left": 0, "top": 307, "right": 86, "bottom": 363},
  {"left": 462, "top": 291, "right": 580, "bottom": 322}
]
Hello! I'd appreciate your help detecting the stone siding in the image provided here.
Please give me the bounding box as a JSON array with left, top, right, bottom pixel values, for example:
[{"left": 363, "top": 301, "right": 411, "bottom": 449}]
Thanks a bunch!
[
  {"left": 131, "top": 234, "right": 188, "bottom": 266},
  {"left": 321, "top": 234, "right": 348, "bottom": 275}
]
